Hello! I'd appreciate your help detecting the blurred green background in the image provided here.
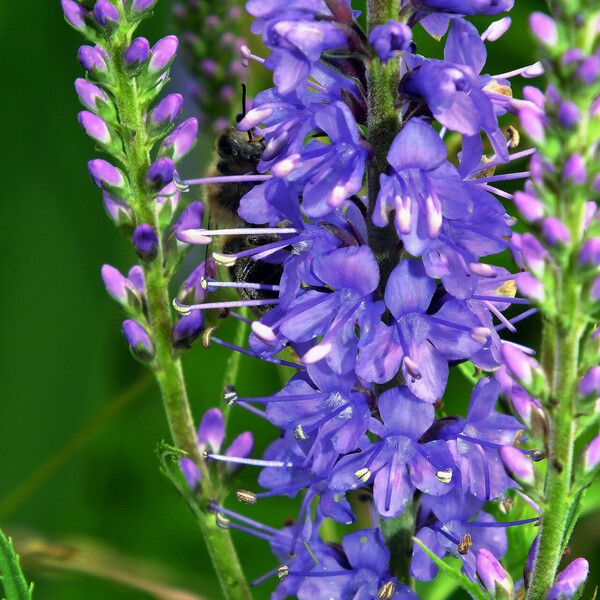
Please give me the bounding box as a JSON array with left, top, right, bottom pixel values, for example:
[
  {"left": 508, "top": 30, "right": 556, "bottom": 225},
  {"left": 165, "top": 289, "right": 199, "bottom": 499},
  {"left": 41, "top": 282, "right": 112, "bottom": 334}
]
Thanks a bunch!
[{"left": 1, "top": 1, "right": 598, "bottom": 598}]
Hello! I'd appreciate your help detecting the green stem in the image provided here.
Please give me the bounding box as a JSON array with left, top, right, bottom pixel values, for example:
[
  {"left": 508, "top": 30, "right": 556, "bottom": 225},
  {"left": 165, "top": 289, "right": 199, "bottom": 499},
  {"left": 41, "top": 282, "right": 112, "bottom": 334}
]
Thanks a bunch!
[
  {"left": 367, "top": 0, "right": 415, "bottom": 585},
  {"left": 106, "top": 21, "right": 252, "bottom": 600}
]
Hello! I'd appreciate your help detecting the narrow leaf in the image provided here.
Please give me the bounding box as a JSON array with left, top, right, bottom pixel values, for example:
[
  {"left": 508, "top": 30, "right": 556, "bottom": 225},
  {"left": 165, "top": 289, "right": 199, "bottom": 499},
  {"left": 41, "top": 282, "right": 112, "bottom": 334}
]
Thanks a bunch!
[{"left": 0, "top": 529, "right": 33, "bottom": 600}]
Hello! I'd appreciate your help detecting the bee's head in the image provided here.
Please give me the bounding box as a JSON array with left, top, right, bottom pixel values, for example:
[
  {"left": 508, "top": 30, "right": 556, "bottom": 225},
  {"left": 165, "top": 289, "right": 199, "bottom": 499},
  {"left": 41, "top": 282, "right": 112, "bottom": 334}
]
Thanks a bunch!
[{"left": 215, "top": 126, "right": 265, "bottom": 162}]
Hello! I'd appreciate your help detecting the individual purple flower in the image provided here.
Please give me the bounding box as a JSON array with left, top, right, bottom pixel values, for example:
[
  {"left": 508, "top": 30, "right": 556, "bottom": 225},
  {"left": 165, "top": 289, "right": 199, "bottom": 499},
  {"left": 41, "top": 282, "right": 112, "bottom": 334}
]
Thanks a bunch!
[
  {"left": 123, "top": 37, "right": 151, "bottom": 68},
  {"left": 374, "top": 118, "right": 470, "bottom": 255},
  {"left": 369, "top": 20, "right": 413, "bottom": 63},
  {"left": 172, "top": 311, "right": 204, "bottom": 349},
  {"left": 356, "top": 259, "right": 486, "bottom": 402},
  {"left": 88, "top": 158, "right": 127, "bottom": 192},
  {"left": 75, "top": 78, "right": 110, "bottom": 113},
  {"left": 271, "top": 102, "right": 367, "bottom": 217},
  {"left": 329, "top": 386, "right": 455, "bottom": 518},
  {"left": 78, "top": 110, "right": 111, "bottom": 145},
  {"left": 547, "top": 558, "right": 589, "bottom": 600},
  {"left": 433, "top": 378, "right": 522, "bottom": 500},
  {"left": 62, "top": 0, "right": 88, "bottom": 33},
  {"left": 255, "top": 245, "right": 380, "bottom": 374},
  {"left": 132, "top": 0, "right": 158, "bottom": 12},
  {"left": 401, "top": 19, "right": 509, "bottom": 162},
  {"left": 176, "top": 259, "right": 217, "bottom": 306},
  {"left": 579, "top": 366, "right": 600, "bottom": 397},
  {"left": 500, "top": 445, "right": 536, "bottom": 485},
  {"left": 583, "top": 434, "right": 600, "bottom": 474},
  {"left": 412, "top": 490, "right": 508, "bottom": 581},
  {"left": 529, "top": 12, "right": 558, "bottom": 47},
  {"left": 78, "top": 44, "right": 109, "bottom": 74},
  {"left": 146, "top": 157, "right": 175, "bottom": 191},
  {"left": 122, "top": 319, "right": 155, "bottom": 362},
  {"left": 412, "top": 0, "right": 514, "bottom": 17},
  {"left": 101, "top": 264, "right": 140, "bottom": 306}
]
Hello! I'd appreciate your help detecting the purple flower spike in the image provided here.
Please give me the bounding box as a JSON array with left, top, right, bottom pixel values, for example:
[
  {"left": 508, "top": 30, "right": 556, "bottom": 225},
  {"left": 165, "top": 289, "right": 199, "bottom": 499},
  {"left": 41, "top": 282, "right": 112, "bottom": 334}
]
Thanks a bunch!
[
  {"left": 88, "top": 159, "right": 126, "bottom": 191},
  {"left": 499, "top": 445, "right": 535, "bottom": 485},
  {"left": 93, "top": 0, "right": 120, "bottom": 28},
  {"left": 122, "top": 319, "right": 155, "bottom": 362},
  {"left": 160, "top": 118, "right": 198, "bottom": 162},
  {"left": 583, "top": 435, "right": 600, "bottom": 474},
  {"left": 132, "top": 0, "right": 158, "bottom": 12},
  {"left": 172, "top": 311, "right": 204, "bottom": 349},
  {"left": 62, "top": 0, "right": 88, "bottom": 32},
  {"left": 542, "top": 217, "right": 570, "bottom": 246},
  {"left": 132, "top": 224, "right": 159, "bottom": 260},
  {"left": 78, "top": 45, "right": 109, "bottom": 74},
  {"left": 369, "top": 20, "right": 413, "bottom": 63},
  {"left": 529, "top": 12, "right": 558, "bottom": 47},
  {"left": 225, "top": 432, "right": 254, "bottom": 472},
  {"left": 123, "top": 37, "right": 150, "bottom": 68},
  {"left": 78, "top": 111, "right": 111, "bottom": 145},
  {"left": 198, "top": 408, "right": 225, "bottom": 453},
  {"left": 548, "top": 558, "right": 589, "bottom": 600},
  {"left": 150, "top": 94, "right": 183, "bottom": 128},
  {"left": 146, "top": 157, "right": 175, "bottom": 191},
  {"left": 558, "top": 101, "right": 581, "bottom": 129},
  {"left": 579, "top": 238, "right": 600, "bottom": 266},
  {"left": 148, "top": 35, "right": 179, "bottom": 74},
  {"left": 75, "top": 78, "right": 109, "bottom": 112},
  {"left": 476, "top": 549, "right": 513, "bottom": 597}
]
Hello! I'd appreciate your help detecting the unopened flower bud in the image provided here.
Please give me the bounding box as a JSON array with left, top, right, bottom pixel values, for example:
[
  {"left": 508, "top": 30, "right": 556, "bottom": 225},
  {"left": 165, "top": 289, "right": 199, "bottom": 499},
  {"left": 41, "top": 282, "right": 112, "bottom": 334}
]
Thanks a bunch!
[
  {"left": 576, "top": 56, "right": 600, "bottom": 85},
  {"left": 519, "top": 106, "right": 545, "bottom": 142},
  {"left": 123, "top": 37, "right": 150, "bottom": 68},
  {"left": 146, "top": 157, "right": 174, "bottom": 191},
  {"left": 482, "top": 17, "right": 511, "bottom": 42},
  {"left": 132, "top": 224, "right": 159, "bottom": 260},
  {"left": 529, "top": 12, "right": 558, "bottom": 46},
  {"left": 103, "top": 192, "right": 132, "bottom": 226},
  {"left": 198, "top": 408, "right": 225, "bottom": 453},
  {"left": 542, "top": 217, "right": 570, "bottom": 246},
  {"left": 149, "top": 35, "right": 178, "bottom": 74},
  {"left": 579, "top": 238, "right": 600, "bottom": 266},
  {"left": 520, "top": 233, "right": 547, "bottom": 277},
  {"left": 62, "top": 0, "right": 89, "bottom": 33},
  {"left": 558, "top": 101, "right": 581, "bottom": 128},
  {"left": 476, "top": 549, "right": 513, "bottom": 598},
  {"left": 500, "top": 446, "right": 536, "bottom": 485},
  {"left": 102, "top": 264, "right": 136, "bottom": 304},
  {"left": 583, "top": 435, "right": 600, "bottom": 474},
  {"left": 88, "top": 159, "right": 127, "bottom": 192},
  {"left": 177, "top": 259, "right": 216, "bottom": 305},
  {"left": 132, "top": 0, "right": 158, "bottom": 12},
  {"left": 501, "top": 344, "right": 544, "bottom": 391},
  {"left": 547, "top": 558, "right": 589, "bottom": 600},
  {"left": 78, "top": 111, "right": 111, "bottom": 145},
  {"left": 225, "top": 432, "right": 254, "bottom": 473},
  {"left": 579, "top": 366, "right": 600, "bottom": 397},
  {"left": 369, "top": 20, "right": 413, "bottom": 63},
  {"left": 93, "top": 0, "right": 120, "bottom": 28},
  {"left": 78, "top": 44, "right": 109, "bottom": 74},
  {"left": 515, "top": 272, "right": 545, "bottom": 302},
  {"left": 160, "top": 118, "right": 198, "bottom": 162},
  {"left": 563, "top": 154, "right": 587, "bottom": 184},
  {"left": 180, "top": 457, "right": 201, "bottom": 489},
  {"left": 514, "top": 190, "right": 544, "bottom": 222},
  {"left": 75, "top": 78, "right": 110, "bottom": 113},
  {"left": 149, "top": 93, "right": 183, "bottom": 129},
  {"left": 172, "top": 311, "right": 204, "bottom": 349},
  {"left": 122, "top": 319, "right": 155, "bottom": 362}
]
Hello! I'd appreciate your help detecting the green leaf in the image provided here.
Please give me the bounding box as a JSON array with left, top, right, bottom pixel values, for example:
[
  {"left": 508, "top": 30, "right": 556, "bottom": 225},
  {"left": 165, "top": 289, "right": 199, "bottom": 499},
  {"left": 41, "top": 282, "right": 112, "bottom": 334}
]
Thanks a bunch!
[
  {"left": 0, "top": 529, "right": 33, "bottom": 600},
  {"left": 412, "top": 537, "right": 489, "bottom": 600}
]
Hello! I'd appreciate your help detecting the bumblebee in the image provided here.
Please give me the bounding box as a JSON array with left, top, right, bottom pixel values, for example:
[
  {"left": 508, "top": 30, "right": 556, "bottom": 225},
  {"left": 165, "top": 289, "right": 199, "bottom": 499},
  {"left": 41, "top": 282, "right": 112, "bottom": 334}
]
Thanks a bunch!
[{"left": 205, "top": 86, "right": 282, "bottom": 312}]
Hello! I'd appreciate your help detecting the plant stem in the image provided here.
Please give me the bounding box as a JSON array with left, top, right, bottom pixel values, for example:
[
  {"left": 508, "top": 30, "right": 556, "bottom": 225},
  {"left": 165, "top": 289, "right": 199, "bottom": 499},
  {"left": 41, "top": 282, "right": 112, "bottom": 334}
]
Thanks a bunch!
[
  {"left": 366, "top": 0, "right": 415, "bottom": 585},
  {"left": 106, "top": 21, "right": 252, "bottom": 600}
]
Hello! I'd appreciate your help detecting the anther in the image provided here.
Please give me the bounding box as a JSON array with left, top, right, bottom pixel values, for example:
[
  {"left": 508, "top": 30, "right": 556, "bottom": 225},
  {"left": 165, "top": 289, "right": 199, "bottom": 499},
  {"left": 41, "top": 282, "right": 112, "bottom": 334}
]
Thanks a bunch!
[
  {"left": 215, "top": 513, "right": 231, "bottom": 529},
  {"left": 354, "top": 468, "right": 372, "bottom": 484},
  {"left": 506, "top": 125, "right": 520, "bottom": 148},
  {"left": 173, "top": 297, "right": 192, "bottom": 316},
  {"left": 201, "top": 326, "right": 217, "bottom": 348},
  {"left": 236, "top": 489, "right": 257, "bottom": 505},
  {"left": 223, "top": 385, "right": 239, "bottom": 407},
  {"left": 294, "top": 424, "right": 308, "bottom": 441},
  {"left": 403, "top": 356, "right": 422, "bottom": 380},
  {"left": 378, "top": 581, "right": 396, "bottom": 599},
  {"left": 499, "top": 497, "right": 514, "bottom": 515},
  {"left": 212, "top": 252, "right": 237, "bottom": 267},
  {"left": 436, "top": 468, "right": 453, "bottom": 484},
  {"left": 277, "top": 565, "right": 289, "bottom": 580},
  {"left": 457, "top": 533, "right": 473, "bottom": 555}
]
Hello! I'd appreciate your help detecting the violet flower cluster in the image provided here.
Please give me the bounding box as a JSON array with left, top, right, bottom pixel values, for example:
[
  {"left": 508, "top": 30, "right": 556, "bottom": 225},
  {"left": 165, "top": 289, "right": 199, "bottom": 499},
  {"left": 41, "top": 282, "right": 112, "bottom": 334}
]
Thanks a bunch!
[
  {"left": 167, "top": 0, "right": 583, "bottom": 597},
  {"left": 173, "top": 0, "right": 248, "bottom": 132}
]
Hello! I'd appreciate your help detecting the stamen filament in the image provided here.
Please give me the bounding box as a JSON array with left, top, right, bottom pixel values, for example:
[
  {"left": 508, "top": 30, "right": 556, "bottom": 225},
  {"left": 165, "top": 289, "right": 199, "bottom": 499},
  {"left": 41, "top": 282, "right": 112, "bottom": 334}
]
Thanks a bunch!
[{"left": 206, "top": 453, "right": 295, "bottom": 468}]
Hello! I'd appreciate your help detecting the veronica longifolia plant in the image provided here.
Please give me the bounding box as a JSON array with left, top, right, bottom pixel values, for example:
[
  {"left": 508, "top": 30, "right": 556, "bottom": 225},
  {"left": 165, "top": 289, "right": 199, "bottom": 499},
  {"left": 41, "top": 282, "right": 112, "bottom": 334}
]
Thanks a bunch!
[{"left": 61, "top": 0, "right": 599, "bottom": 598}]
